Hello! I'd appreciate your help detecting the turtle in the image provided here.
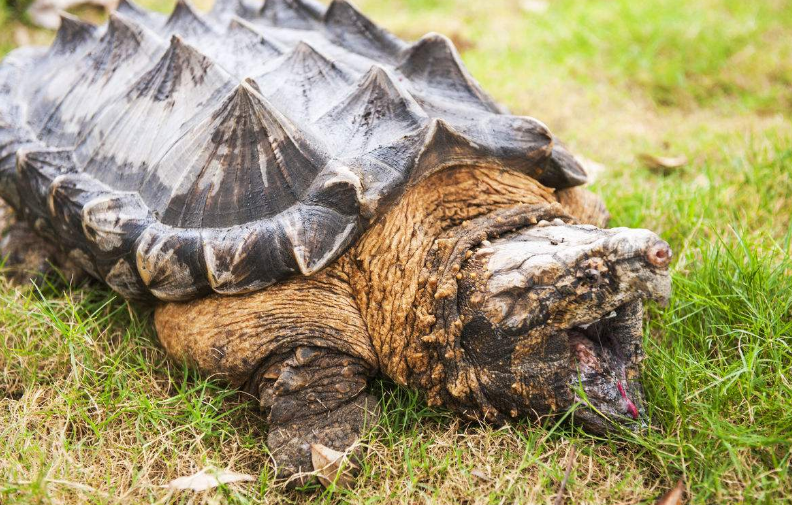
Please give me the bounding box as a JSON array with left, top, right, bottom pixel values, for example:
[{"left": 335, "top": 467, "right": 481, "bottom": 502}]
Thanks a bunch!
[{"left": 0, "top": 0, "right": 673, "bottom": 486}]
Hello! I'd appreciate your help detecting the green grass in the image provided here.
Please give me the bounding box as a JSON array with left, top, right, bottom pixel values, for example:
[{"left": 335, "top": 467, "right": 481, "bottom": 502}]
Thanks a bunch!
[{"left": 1, "top": 0, "right": 791, "bottom": 503}]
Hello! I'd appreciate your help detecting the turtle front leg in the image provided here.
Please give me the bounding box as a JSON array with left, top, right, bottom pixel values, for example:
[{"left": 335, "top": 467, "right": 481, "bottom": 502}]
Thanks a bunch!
[
  {"left": 154, "top": 268, "right": 380, "bottom": 487},
  {"left": 257, "top": 347, "right": 379, "bottom": 487}
]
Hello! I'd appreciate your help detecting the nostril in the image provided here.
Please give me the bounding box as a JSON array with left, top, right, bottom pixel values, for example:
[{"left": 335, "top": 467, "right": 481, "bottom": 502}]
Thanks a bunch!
[
  {"left": 646, "top": 241, "right": 672, "bottom": 268},
  {"left": 584, "top": 268, "right": 600, "bottom": 283}
]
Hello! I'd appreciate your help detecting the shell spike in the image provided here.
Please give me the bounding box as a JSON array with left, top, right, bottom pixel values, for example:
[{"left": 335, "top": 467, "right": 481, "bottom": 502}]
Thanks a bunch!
[
  {"left": 209, "top": 0, "right": 248, "bottom": 21},
  {"left": 241, "top": 76, "right": 260, "bottom": 91},
  {"left": 48, "top": 13, "right": 98, "bottom": 57},
  {"left": 398, "top": 32, "right": 501, "bottom": 112},
  {"left": 73, "top": 13, "right": 163, "bottom": 81},
  {"left": 128, "top": 34, "right": 232, "bottom": 104},
  {"left": 117, "top": 0, "right": 145, "bottom": 16},
  {"left": 275, "top": 40, "right": 351, "bottom": 84},
  {"left": 288, "top": 40, "right": 332, "bottom": 68},
  {"left": 361, "top": 65, "right": 408, "bottom": 93},
  {"left": 323, "top": 0, "right": 406, "bottom": 61},
  {"left": 116, "top": 0, "right": 165, "bottom": 28},
  {"left": 226, "top": 16, "right": 286, "bottom": 54},
  {"left": 314, "top": 65, "right": 427, "bottom": 155},
  {"left": 198, "top": 17, "right": 283, "bottom": 77},
  {"left": 169, "top": 0, "right": 200, "bottom": 18},
  {"left": 103, "top": 11, "right": 162, "bottom": 57},
  {"left": 164, "top": 0, "right": 216, "bottom": 38},
  {"left": 412, "top": 118, "right": 479, "bottom": 178},
  {"left": 252, "top": 40, "right": 352, "bottom": 120},
  {"left": 258, "top": 0, "right": 326, "bottom": 28},
  {"left": 350, "top": 65, "right": 426, "bottom": 119},
  {"left": 150, "top": 79, "right": 329, "bottom": 228}
]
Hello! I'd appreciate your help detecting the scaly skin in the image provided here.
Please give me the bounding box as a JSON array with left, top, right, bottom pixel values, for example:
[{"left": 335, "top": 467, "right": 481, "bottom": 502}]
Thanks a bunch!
[{"left": 1, "top": 165, "right": 671, "bottom": 486}]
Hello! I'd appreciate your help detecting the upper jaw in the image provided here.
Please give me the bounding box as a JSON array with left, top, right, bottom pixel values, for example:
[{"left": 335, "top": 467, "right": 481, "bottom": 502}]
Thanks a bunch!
[{"left": 475, "top": 223, "right": 672, "bottom": 332}]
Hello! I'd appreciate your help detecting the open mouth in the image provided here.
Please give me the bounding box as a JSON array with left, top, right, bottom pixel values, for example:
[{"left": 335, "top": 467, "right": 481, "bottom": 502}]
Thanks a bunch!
[{"left": 565, "top": 300, "right": 646, "bottom": 431}]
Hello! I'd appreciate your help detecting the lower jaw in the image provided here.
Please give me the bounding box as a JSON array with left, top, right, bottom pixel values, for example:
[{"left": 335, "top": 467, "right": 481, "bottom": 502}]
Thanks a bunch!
[
  {"left": 483, "top": 300, "right": 643, "bottom": 435},
  {"left": 565, "top": 300, "right": 647, "bottom": 432},
  {"left": 471, "top": 301, "right": 648, "bottom": 429}
]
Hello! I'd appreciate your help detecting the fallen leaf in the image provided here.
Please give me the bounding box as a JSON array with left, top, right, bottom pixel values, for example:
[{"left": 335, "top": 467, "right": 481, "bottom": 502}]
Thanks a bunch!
[
  {"left": 166, "top": 468, "right": 255, "bottom": 492},
  {"left": 310, "top": 443, "right": 357, "bottom": 489},
  {"left": 519, "top": 0, "right": 549, "bottom": 14},
  {"left": 655, "top": 479, "right": 686, "bottom": 505},
  {"left": 637, "top": 153, "right": 687, "bottom": 175}
]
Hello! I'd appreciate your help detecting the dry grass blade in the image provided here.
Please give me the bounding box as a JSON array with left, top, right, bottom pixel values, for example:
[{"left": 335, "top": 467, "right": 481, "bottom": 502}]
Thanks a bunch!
[
  {"left": 553, "top": 445, "right": 576, "bottom": 505},
  {"left": 655, "top": 479, "right": 686, "bottom": 505}
]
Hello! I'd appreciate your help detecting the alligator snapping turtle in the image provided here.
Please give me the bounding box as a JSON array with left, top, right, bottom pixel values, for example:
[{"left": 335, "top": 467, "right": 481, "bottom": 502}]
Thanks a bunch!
[{"left": 0, "top": 0, "right": 672, "bottom": 485}]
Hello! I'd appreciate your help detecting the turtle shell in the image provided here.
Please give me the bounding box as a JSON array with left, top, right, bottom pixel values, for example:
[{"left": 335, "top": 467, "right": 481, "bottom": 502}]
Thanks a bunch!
[{"left": 0, "top": 0, "right": 587, "bottom": 301}]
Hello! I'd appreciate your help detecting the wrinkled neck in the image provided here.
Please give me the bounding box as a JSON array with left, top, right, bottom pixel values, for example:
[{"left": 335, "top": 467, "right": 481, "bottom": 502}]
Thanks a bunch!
[{"left": 343, "top": 165, "right": 563, "bottom": 414}]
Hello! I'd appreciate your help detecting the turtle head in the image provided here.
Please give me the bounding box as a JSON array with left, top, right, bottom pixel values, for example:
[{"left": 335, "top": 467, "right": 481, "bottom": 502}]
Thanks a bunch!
[{"left": 457, "top": 221, "right": 671, "bottom": 433}]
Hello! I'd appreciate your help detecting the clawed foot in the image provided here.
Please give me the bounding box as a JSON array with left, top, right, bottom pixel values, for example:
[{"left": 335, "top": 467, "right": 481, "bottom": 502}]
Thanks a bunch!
[
  {"left": 255, "top": 348, "right": 379, "bottom": 488},
  {"left": 268, "top": 393, "right": 378, "bottom": 488}
]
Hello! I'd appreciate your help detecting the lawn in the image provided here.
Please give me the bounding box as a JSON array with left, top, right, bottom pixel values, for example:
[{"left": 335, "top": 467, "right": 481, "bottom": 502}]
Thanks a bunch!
[{"left": 1, "top": 0, "right": 791, "bottom": 503}]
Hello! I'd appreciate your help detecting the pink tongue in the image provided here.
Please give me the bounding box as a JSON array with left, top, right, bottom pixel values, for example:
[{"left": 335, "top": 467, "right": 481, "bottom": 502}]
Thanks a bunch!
[{"left": 617, "top": 382, "right": 639, "bottom": 419}]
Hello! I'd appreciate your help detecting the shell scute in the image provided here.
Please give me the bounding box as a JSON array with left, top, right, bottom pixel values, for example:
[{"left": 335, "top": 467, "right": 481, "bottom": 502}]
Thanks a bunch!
[
  {"left": 397, "top": 33, "right": 503, "bottom": 114},
  {"left": 28, "top": 13, "right": 163, "bottom": 148},
  {"left": 135, "top": 225, "right": 210, "bottom": 300},
  {"left": 0, "top": 0, "right": 589, "bottom": 300},
  {"left": 257, "top": 0, "right": 325, "bottom": 30},
  {"left": 323, "top": 0, "right": 406, "bottom": 63}
]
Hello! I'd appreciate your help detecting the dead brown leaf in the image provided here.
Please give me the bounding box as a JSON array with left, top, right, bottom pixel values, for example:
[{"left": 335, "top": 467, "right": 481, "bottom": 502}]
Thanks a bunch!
[
  {"left": 637, "top": 153, "right": 688, "bottom": 175},
  {"left": 310, "top": 443, "right": 358, "bottom": 489},
  {"left": 655, "top": 479, "right": 686, "bottom": 505}
]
